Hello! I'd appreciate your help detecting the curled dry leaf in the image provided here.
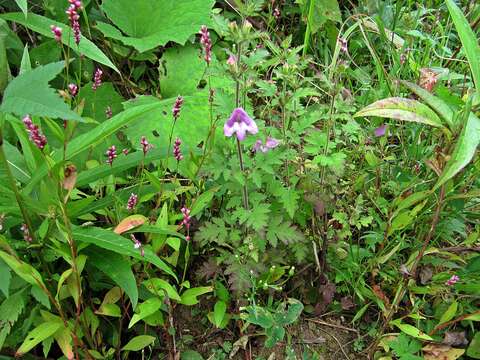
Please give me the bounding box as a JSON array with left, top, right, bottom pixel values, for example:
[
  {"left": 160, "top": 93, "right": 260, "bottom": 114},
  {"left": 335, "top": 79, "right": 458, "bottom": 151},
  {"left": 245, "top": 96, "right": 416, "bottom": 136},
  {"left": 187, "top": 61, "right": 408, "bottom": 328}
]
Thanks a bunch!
[
  {"left": 63, "top": 164, "right": 77, "bottom": 191},
  {"left": 114, "top": 214, "right": 147, "bottom": 234}
]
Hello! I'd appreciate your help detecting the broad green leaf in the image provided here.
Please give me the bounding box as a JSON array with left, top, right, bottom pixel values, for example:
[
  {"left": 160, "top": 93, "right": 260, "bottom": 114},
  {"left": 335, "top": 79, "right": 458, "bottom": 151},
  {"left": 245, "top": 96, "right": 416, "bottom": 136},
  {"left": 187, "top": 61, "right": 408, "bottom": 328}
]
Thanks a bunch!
[
  {"left": 78, "top": 82, "right": 124, "bottom": 121},
  {"left": 143, "top": 278, "right": 181, "bottom": 301},
  {"left": 446, "top": 0, "right": 480, "bottom": 91},
  {"left": 180, "top": 286, "right": 213, "bottom": 306},
  {"left": 299, "top": 0, "right": 341, "bottom": 33},
  {"left": 190, "top": 187, "right": 220, "bottom": 217},
  {"left": 88, "top": 249, "right": 139, "bottom": 309},
  {"left": 73, "top": 226, "right": 177, "bottom": 280},
  {"left": 275, "top": 299, "right": 303, "bottom": 326},
  {"left": 128, "top": 298, "right": 162, "bottom": 328},
  {"left": 98, "top": 0, "right": 214, "bottom": 52},
  {"left": 122, "top": 335, "right": 156, "bottom": 352},
  {"left": 0, "top": 61, "right": 82, "bottom": 121},
  {"left": 265, "top": 325, "right": 285, "bottom": 348},
  {"left": 213, "top": 300, "right": 227, "bottom": 328},
  {"left": 16, "top": 321, "right": 63, "bottom": 356},
  {"left": 129, "top": 225, "right": 185, "bottom": 240},
  {"left": 354, "top": 97, "right": 445, "bottom": 129},
  {"left": 0, "top": 250, "right": 45, "bottom": 288},
  {"left": 181, "top": 350, "right": 204, "bottom": 360},
  {"left": 0, "top": 13, "right": 119, "bottom": 73},
  {"left": 434, "top": 112, "right": 480, "bottom": 189},
  {"left": 390, "top": 320, "right": 433, "bottom": 341},
  {"left": 245, "top": 306, "right": 274, "bottom": 329},
  {"left": 401, "top": 81, "right": 455, "bottom": 129},
  {"left": 14, "top": 0, "right": 27, "bottom": 17}
]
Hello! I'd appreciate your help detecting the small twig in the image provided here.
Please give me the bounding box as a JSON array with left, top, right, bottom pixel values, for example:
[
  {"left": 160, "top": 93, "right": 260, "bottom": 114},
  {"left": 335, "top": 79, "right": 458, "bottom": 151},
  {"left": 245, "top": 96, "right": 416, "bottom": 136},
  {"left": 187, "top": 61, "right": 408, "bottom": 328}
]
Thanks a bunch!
[{"left": 306, "top": 318, "right": 359, "bottom": 334}]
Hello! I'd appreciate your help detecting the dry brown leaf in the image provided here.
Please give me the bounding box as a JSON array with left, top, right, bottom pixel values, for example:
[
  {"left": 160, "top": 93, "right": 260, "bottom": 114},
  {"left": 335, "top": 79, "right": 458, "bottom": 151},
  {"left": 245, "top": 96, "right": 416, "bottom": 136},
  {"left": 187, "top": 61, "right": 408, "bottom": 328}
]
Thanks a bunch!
[
  {"left": 114, "top": 215, "right": 147, "bottom": 234},
  {"left": 423, "top": 344, "right": 465, "bottom": 360}
]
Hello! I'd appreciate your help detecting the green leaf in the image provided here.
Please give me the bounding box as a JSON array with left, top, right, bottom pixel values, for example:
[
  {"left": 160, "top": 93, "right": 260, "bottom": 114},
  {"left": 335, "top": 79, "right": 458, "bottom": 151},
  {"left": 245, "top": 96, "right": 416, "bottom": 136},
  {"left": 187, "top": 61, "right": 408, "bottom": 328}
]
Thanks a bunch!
[
  {"left": 98, "top": 0, "right": 214, "bottom": 52},
  {"left": 278, "top": 187, "right": 299, "bottom": 219},
  {"left": 0, "top": 289, "right": 26, "bottom": 350},
  {"left": 354, "top": 97, "right": 446, "bottom": 129},
  {"left": 190, "top": 187, "right": 220, "bottom": 217},
  {"left": 439, "top": 301, "right": 457, "bottom": 325},
  {"left": 0, "top": 29, "right": 9, "bottom": 95},
  {"left": 0, "top": 258, "right": 11, "bottom": 297},
  {"left": 0, "top": 61, "right": 82, "bottom": 121},
  {"left": 467, "top": 332, "right": 480, "bottom": 359},
  {"left": 245, "top": 306, "right": 274, "bottom": 329},
  {"left": 0, "top": 13, "right": 119, "bottom": 73},
  {"left": 390, "top": 320, "right": 434, "bottom": 341},
  {"left": 265, "top": 325, "right": 285, "bottom": 348},
  {"left": 434, "top": 112, "right": 480, "bottom": 189},
  {"left": 0, "top": 250, "right": 45, "bottom": 288},
  {"left": 16, "top": 321, "right": 63, "bottom": 356},
  {"left": 401, "top": 81, "right": 455, "bottom": 129},
  {"left": 275, "top": 299, "right": 303, "bottom": 326},
  {"left": 19, "top": 44, "right": 31, "bottom": 75},
  {"left": 14, "top": 0, "right": 27, "bottom": 17},
  {"left": 128, "top": 298, "right": 162, "bottom": 328},
  {"left": 300, "top": 0, "right": 341, "bottom": 33},
  {"left": 143, "top": 278, "right": 181, "bottom": 301},
  {"left": 87, "top": 249, "right": 139, "bottom": 310},
  {"left": 213, "top": 301, "right": 227, "bottom": 328},
  {"left": 73, "top": 226, "right": 177, "bottom": 280},
  {"left": 446, "top": 0, "right": 480, "bottom": 91},
  {"left": 181, "top": 350, "right": 204, "bottom": 360},
  {"left": 159, "top": 44, "right": 206, "bottom": 98},
  {"left": 180, "top": 286, "right": 213, "bottom": 306},
  {"left": 122, "top": 335, "right": 156, "bottom": 352}
]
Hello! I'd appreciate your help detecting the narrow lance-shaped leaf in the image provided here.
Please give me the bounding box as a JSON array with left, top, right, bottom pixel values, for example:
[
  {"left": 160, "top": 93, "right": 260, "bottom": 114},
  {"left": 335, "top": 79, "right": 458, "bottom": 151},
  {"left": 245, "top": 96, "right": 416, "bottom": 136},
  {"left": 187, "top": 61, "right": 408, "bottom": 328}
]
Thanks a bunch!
[
  {"left": 16, "top": 321, "right": 63, "bottom": 356},
  {"left": 446, "top": 0, "right": 480, "bottom": 91},
  {"left": 354, "top": 97, "right": 446, "bottom": 129}
]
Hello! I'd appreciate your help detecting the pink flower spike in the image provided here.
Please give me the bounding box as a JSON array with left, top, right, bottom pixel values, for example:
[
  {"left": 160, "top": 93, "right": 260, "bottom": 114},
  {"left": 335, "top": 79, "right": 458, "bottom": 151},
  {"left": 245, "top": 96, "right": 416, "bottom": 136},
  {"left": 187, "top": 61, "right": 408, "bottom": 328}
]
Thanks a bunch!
[
  {"left": 199, "top": 25, "right": 212, "bottom": 65},
  {"left": 227, "top": 54, "right": 237, "bottom": 66},
  {"left": 224, "top": 108, "right": 258, "bottom": 141},
  {"left": 126, "top": 193, "right": 138, "bottom": 210},
  {"left": 172, "top": 96, "right": 184, "bottom": 120},
  {"left": 20, "top": 224, "right": 32, "bottom": 242},
  {"left": 23, "top": 115, "right": 47, "bottom": 150},
  {"left": 173, "top": 138, "right": 183, "bottom": 161},
  {"left": 105, "top": 145, "right": 117, "bottom": 166},
  {"left": 68, "top": 83, "right": 78, "bottom": 97},
  {"left": 445, "top": 275, "right": 460, "bottom": 286},
  {"left": 50, "top": 25, "right": 63, "bottom": 42},
  {"left": 140, "top": 136, "right": 153, "bottom": 155},
  {"left": 92, "top": 68, "right": 103, "bottom": 90}
]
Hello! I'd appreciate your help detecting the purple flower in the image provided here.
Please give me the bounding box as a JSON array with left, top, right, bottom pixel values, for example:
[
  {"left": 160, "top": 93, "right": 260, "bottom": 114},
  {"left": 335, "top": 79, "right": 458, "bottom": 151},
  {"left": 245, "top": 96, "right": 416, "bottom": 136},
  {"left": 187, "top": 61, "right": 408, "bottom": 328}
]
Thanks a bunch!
[
  {"left": 224, "top": 108, "right": 258, "bottom": 141},
  {"left": 140, "top": 136, "right": 153, "bottom": 155},
  {"left": 445, "top": 275, "right": 460, "bottom": 286},
  {"left": 172, "top": 96, "right": 184, "bottom": 120},
  {"left": 180, "top": 207, "right": 191, "bottom": 241},
  {"left": 105, "top": 145, "right": 117, "bottom": 166},
  {"left": 173, "top": 138, "right": 183, "bottom": 161},
  {"left": 199, "top": 25, "right": 212, "bottom": 65},
  {"left": 66, "top": 0, "right": 82, "bottom": 45},
  {"left": 126, "top": 193, "right": 138, "bottom": 210},
  {"left": 23, "top": 115, "right": 47, "bottom": 150},
  {"left": 92, "top": 68, "right": 103, "bottom": 91},
  {"left": 68, "top": 83, "right": 78, "bottom": 97},
  {"left": 105, "top": 106, "right": 112, "bottom": 119},
  {"left": 50, "top": 25, "right": 62, "bottom": 42},
  {"left": 20, "top": 224, "right": 32, "bottom": 242},
  {"left": 130, "top": 234, "right": 144, "bottom": 257},
  {"left": 227, "top": 55, "right": 237, "bottom": 66},
  {"left": 253, "top": 136, "right": 280, "bottom": 153},
  {"left": 374, "top": 124, "right": 387, "bottom": 137}
]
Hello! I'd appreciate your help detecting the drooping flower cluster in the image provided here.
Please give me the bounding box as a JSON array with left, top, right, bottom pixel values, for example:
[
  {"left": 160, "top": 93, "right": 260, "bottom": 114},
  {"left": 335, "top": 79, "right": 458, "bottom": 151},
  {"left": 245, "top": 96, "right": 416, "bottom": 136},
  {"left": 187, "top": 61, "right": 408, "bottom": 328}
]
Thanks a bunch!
[
  {"left": 126, "top": 193, "right": 138, "bottom": 210},
  {"left": 173, "top": 138, "right": 183, "bottom": 161},
  {"left": 131, "top": 234, "right": 144, "bottom": 257},
  {"left": 92, "top": 68, "right": 103, "bottom": 90},
  {"left": 68, "top": 83, "right": 78, "bottom": 97},
  {"left": 224, "top": 107, "right": 258, "bottom": 141},
  {"left": 105, "top": 106, "right": 112, "bottom": 119},
  {"left": 181, "top": 207, "right": 191, "bottom": 241},
  {"left": 66, "top": 0, "right": 82, "bottom": 45},
  {"left": 105, "top": 145, "right": 117, "bottom": 166},
  {"left": 445, "top": 274, "right": 460, "bottom": 286},
  {"left": 20, "top": 224, "right": 32, "bottom": 242},
  {"left": 140, "top": 136, "right": 153, "bottom": 155},
  {"left": 172, "top": 96, "right": 184, "bottom": 120},
  {"left": 253, "top": 137, "right": 280, "bottom": 153},
  {"left": 199, "top": 25, "right": 212, "bottom": 65},
  {"left": 23, "top": 115, "right": 47, "bottom": 150},
  {"left": 50, "top": 25, "right": 63, "bottom": 42}
]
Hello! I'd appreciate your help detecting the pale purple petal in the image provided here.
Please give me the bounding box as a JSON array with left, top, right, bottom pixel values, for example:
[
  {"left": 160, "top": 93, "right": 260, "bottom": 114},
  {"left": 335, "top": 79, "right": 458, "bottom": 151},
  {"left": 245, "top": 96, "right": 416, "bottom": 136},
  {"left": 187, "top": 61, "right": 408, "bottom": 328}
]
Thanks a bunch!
[
  {"left": 246, "top": 120, "right": 258, "bottom": 135},
  {"left": 265, "top": 137, "right": 279, "bottom": 149},
  {"left": 253, "top": 140, "right": 263, "bottom": 152},
  {"left": 224, "top": 123, "right": 235, "bottom": 137},
  {"left": 235, "top": 122, "right": 248, "bottom": 141},
  {"left": 374, "top": 124, "right": 387, "bottom": 137}
]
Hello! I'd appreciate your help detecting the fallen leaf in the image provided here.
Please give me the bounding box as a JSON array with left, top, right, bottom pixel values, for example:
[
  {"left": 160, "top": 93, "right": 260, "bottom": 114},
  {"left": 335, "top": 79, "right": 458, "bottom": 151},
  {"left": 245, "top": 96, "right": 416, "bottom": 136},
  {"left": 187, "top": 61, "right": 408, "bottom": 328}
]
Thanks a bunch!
[
  {"left": 443, "top": 331, "right": 468, "bottom": 347},
  {"left": 423, "top": 344, "right": 464, "bottom": 360},
  {"left": 114, "top": 215, "right": 148, "bottom": 234}
]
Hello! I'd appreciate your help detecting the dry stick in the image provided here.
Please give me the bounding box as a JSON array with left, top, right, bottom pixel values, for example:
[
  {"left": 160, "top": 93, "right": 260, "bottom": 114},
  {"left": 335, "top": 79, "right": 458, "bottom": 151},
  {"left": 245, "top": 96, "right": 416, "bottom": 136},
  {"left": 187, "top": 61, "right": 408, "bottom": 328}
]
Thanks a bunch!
[
  {"left": 429, "top": 309, "right": 480, "bottom": 335},
  {"left": 306, "top": 318, "right": 359, "bottom": 334},
  {"left": 367, "top": 186, "right": 446, "bottom": 357}
]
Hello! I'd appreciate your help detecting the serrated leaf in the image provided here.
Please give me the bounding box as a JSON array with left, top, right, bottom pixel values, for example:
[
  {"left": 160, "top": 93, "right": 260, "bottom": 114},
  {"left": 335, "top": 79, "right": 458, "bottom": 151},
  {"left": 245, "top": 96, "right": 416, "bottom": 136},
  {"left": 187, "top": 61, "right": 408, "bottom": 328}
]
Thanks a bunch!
[
  {"left": 122, "top": 335, "right": 156, "bottom": 352},
  {"left": 73, "top": 226, "right": 177, "bottom": 280},
  {"left": 0, "top": 289, "right": 26, "bottom": 350},
  {"left": 98, "top": 0, "right": 214, "bottom": 53},
  {"left": 1, "top": 61, "right": 82, "bottom": 121},
  {"left": 0, "top": 13, "right": 119, "bottom": 73},
  {"left": 278, "top": 187, "right": 299, "bottom": 219}
]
